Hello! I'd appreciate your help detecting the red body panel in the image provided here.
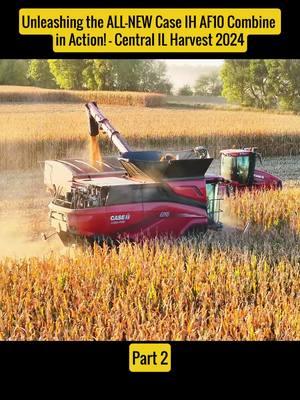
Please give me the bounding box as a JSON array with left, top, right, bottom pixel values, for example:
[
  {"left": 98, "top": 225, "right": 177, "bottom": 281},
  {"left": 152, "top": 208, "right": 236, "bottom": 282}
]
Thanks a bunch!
[
  {"left": 252, "top": 169, "right": 282, "bottom": 189},
  {"left": 167, "top": 179, "right": 207, "bottom": 202},
  {"left": 64, "top": 201, "right": 207, "bottom": 240},
  {"left": 139, "top": 202, "right": 207, "bottom": 238},
  {"left": 50, "top": 177, "right": 209, "bottom": 241},
  {"left": 219, "top": 168, "right": 282, "bottom": 195}
]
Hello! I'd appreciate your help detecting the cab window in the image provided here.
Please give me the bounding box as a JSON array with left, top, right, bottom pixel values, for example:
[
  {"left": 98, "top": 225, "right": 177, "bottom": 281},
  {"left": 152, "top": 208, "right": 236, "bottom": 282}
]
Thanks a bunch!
[
  {"left": 236, "top": 156, "right": 250, "bottom": 184},
  {"left": 206, "top": 183, "right": 221, "bottom": 223},
  {"left": 220, "top": 155, "right": 234, "bottom": 181}
]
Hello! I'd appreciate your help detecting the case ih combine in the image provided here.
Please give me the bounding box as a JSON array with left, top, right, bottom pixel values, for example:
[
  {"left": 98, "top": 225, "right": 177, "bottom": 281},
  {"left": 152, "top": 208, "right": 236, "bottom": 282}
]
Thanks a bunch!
[{"left": 44, "top": 102, "right": 282, "bottom": 246}]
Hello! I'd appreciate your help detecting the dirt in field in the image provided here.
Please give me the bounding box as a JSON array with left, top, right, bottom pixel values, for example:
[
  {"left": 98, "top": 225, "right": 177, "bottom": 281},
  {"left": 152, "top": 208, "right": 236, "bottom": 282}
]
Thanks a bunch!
[
  {"left": 0, "top": 168, "right": 64, "bottom": 257},
  {"left": 0, "top": 155, "right": 299, "bottom": 258}
]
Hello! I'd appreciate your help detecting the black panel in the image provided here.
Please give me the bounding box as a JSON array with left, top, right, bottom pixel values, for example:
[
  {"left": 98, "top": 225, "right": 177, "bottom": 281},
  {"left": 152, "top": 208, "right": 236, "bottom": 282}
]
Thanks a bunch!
[
  {"left": 121, "top": 150, "right": 163, "bottom": 161},
  {"left": 120, "top": 158, "right": 213, "bottom": 180},
  {"left": 106, "top": 184, "right": 142, "bottom": 205},
  {"left": 142, "top": 183, "right": 207, "bottom": 209},
  {"left": 142, "top": 184, "right": 171, "bottom": 202}
]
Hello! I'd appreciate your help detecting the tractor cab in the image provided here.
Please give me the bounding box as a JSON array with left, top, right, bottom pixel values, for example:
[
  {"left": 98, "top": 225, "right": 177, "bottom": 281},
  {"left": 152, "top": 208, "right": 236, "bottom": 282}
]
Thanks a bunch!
[{"left": 220, "top": 148, "right": 259, "bottom": 186}]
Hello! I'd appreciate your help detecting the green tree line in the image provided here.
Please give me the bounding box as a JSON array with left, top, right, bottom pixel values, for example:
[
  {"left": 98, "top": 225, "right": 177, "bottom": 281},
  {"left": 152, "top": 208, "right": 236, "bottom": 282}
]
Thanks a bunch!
[
  {"left": 221, "top": 60, "right": 300, "bottom": 112},
  {"left": 177, "top": 60, "right": 300, "bottom": 112},
  {"left": 2, "top": 59, "right": 300, "bottom": 111},
  {"left": 0, "top": 59, "right": 172, "bottom": 94},
  {"left": 178, "top": 70, "right": 222, "bottom": 96}
]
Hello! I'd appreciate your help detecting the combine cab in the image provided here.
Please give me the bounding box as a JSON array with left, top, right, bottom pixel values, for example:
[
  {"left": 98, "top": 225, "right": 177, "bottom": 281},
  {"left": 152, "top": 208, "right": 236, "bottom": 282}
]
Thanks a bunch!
[{"left": 44, "top": 102, "right": 281, "bottom": 246}]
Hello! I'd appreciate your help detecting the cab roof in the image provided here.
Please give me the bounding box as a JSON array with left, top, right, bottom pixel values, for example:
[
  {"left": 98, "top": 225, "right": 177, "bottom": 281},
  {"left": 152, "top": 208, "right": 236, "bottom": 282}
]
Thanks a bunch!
[{"left": 220, "top": 149, "right": 254, "bottom": 156}]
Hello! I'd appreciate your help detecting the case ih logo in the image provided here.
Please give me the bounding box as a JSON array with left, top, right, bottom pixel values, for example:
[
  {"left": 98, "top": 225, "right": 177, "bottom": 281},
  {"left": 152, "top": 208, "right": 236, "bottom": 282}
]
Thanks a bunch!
[
  {"left": 254, "top": 174, "right": 265, "bottom": 180},
  {"left": 110, "top": 214, "right": 131, "bottom": 223}
]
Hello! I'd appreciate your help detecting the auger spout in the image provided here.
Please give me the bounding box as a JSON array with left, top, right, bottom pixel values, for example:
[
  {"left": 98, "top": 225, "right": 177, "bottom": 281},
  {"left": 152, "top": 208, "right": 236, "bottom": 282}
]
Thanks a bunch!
[{"left": 85, "top": 102, "right": 131, "bottom": 155}]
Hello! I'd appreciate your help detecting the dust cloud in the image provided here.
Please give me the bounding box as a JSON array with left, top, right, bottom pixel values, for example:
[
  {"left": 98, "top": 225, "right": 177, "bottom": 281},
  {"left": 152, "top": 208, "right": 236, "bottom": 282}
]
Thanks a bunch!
[
  {"left": 0, "top": 168, "right": 64, "bottom": 259},
  {"left": 0, "top": 131, "right": 103, "bottom": 259},
  {"left": 220, "top": 200, "right": 242, "bottom": 233},
  {"left": 0, "top": 215, "right": 59, "bottom": 258}
]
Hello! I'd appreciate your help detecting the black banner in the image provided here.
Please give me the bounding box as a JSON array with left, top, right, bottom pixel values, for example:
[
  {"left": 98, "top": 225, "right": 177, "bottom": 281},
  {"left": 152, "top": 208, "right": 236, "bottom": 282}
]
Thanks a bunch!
[
  {"left": 0, "top": 341, "right": 298, "bottom": 386},
  {"left": 1, "top": 0, "right": 298, "bottom": 58}
]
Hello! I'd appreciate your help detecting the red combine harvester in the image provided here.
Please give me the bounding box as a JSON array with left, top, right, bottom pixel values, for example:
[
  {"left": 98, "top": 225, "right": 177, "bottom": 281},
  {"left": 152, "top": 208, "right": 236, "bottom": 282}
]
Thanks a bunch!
[{"left": 44, "top": 103, "right": 282, "bottom": 245}]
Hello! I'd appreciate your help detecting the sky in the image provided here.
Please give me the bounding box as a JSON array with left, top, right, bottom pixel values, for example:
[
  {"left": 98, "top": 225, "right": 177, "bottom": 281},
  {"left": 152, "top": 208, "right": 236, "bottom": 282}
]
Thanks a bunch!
[
  {"left": 163, "top": 59, "right": 224, "bottom": 67},
  {"left": 160, "top": 59, "right": 224, "bottom": 91}
]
